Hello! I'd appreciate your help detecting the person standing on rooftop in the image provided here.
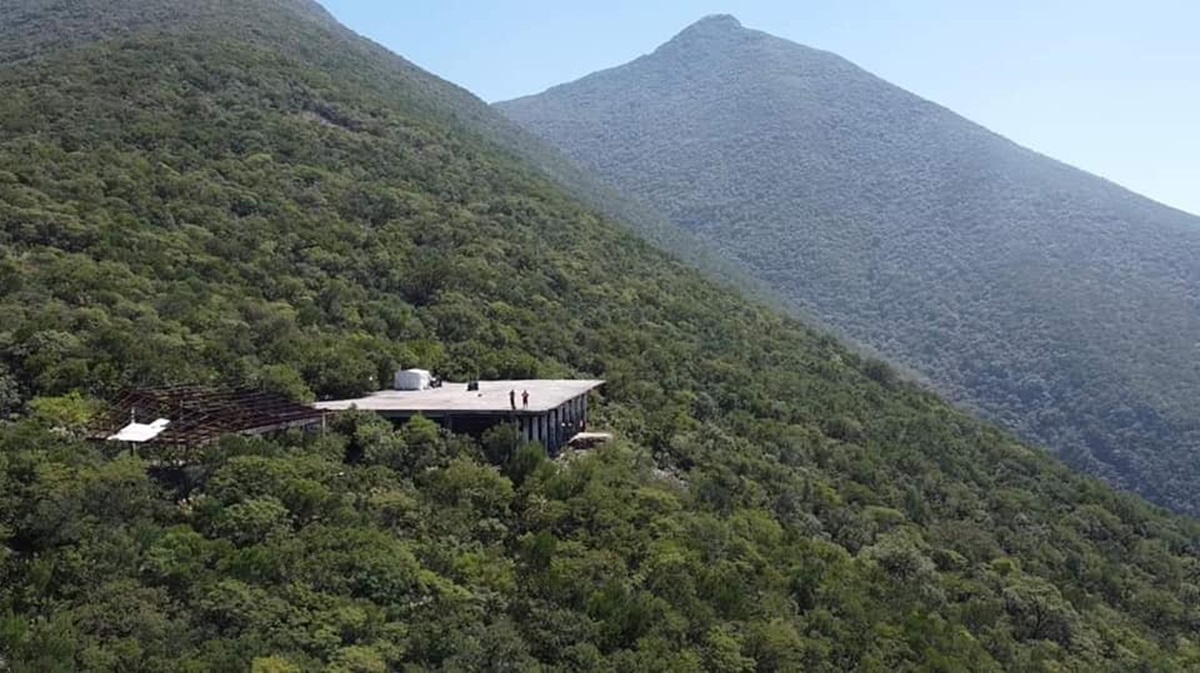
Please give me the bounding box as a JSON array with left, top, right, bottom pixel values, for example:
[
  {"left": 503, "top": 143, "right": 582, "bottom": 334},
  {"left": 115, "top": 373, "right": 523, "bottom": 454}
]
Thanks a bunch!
[
  {"left": 509, "top": 389, "right": 516, "bottom": 410},
  {"left": 522, "top": 390, "right": 529, "bottom": 409}
]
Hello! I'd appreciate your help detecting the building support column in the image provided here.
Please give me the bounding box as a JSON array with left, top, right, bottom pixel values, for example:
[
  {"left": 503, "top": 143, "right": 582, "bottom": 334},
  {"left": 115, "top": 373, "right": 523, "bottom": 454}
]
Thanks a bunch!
[
  {"left": 560, "top": 405, "right": 568, "bottom": 447},
  {"left": 550, "top": 407, "right": 560, "bottom": 453}
]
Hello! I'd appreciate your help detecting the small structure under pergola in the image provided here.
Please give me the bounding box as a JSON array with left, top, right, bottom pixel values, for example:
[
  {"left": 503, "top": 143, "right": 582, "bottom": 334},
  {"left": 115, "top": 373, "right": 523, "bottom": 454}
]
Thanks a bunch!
[{"left": 91, "top": 386, "right": 326, "bottom": 457}]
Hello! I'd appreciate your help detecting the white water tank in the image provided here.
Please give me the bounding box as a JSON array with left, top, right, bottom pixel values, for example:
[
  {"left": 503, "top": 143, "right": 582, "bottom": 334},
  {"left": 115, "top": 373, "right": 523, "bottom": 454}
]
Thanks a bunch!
[{"left": 394, "top": 368, "right": 432, "bottom": 391}]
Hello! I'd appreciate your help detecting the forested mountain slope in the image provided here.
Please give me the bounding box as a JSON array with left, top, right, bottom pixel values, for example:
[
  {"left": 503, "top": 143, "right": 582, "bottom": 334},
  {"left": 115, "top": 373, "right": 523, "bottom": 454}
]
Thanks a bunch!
[
  {"left": 3, "top": 1, "right": 1200, "bottom": 670},
  {"left": 498, "top": 15, "right": 1200, "bottom": 515}
]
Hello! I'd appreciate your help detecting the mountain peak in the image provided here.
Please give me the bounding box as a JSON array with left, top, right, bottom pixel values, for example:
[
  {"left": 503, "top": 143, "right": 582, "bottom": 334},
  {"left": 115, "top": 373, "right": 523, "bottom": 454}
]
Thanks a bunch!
[
  {"left": 693, "top": 14, "right": 743, "bottom": 29},
  {"left": 671, "top": 14, "right": 745, "bottom": 42}
]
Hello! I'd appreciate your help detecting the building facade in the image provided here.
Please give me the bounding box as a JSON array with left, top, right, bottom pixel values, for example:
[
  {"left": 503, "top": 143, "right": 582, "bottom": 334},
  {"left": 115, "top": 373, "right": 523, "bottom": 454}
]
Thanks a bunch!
[{"left": 315, "top": 378, "right": 603, "bottom": 455}]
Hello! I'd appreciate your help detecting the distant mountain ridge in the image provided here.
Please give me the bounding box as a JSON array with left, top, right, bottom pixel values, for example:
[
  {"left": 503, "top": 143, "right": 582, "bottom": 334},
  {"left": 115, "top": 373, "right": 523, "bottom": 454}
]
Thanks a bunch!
[
  {"left": 0, "top": 0, "right": 340, "bottom": 62},
  {"left": 498, "top": 15, "right": 1200, "bottom": 514}
]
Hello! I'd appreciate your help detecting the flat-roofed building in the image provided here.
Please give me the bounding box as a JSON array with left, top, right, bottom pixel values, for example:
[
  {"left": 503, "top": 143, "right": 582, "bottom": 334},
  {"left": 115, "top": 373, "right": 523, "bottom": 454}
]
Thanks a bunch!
[{"left": 315, "top": 379, "right": 603, "bottom": 454}]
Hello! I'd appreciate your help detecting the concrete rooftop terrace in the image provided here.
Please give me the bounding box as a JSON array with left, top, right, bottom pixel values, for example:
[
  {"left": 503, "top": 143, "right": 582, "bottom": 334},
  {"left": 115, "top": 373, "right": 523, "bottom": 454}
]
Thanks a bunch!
[{"left": 315, "top": 379, "right": 604, "bottom": 415}]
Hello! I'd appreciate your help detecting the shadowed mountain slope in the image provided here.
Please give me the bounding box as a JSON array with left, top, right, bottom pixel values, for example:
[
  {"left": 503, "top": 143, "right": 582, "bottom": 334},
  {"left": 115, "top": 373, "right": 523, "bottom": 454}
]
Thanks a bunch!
[
  {"left": 498, "top": 15, "right": 1200, "bottom": 514},
  {"left": 3, "top": 3, "right": 1200, "bottom": 670}
]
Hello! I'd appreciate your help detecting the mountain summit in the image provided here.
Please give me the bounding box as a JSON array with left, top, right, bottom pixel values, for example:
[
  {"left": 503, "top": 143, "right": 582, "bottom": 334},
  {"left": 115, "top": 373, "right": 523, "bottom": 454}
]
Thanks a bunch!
[
  {"left": 498, "top": 18, "right": 1200, "bottom": 514},
  {"left": 651, "top": 14, "right": 775, "bottom": 59},
  {"left": 672, "top": 13, "right": 744, "bottom": 37},
  {"left": 688, "top": 13, "right": 742, "bottom": 28}
]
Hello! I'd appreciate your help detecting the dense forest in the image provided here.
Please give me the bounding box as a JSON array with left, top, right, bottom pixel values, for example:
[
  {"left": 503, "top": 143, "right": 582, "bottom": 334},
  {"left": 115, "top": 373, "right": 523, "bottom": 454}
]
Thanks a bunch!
[
  {"left": 3, "top": 1, "right": 1200, "bottom": 670},
  {"left": 498, "top": 15, "right": 1200, "bottom": 516}
]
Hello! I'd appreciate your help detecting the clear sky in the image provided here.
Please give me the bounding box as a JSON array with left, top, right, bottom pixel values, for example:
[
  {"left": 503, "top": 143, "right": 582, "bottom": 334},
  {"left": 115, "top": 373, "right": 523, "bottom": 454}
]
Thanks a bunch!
[{"left": 320, "top": 0, "right": 1200, "bottom": 217}]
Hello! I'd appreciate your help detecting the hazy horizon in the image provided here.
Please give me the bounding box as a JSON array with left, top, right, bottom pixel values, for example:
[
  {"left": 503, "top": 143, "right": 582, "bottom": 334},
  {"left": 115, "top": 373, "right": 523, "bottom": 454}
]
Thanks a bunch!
[{"left": 320, "top": 0, "right": 1200, "bottom": 218}]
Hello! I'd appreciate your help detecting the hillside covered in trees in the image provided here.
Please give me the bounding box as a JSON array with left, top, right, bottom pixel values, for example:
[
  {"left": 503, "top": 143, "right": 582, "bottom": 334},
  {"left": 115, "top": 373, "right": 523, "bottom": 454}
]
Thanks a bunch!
[
  {"left": 4, "top": 1, "right": 1200, "bottom": 670},
  {"left": 498, "top": 15, "right": 1200, "bottom": 516}
]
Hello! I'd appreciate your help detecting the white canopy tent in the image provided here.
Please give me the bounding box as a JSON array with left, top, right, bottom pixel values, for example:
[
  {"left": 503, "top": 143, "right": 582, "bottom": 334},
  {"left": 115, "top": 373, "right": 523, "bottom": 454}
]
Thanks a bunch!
[{"left": 106, "top": 418, "right": 171, "bottom": 443}]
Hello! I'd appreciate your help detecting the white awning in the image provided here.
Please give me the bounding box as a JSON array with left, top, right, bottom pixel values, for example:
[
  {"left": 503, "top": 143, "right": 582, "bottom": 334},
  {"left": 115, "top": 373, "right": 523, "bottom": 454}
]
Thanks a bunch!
[{"left": 107, "top": 418, "right": 171, "bottom": 443}]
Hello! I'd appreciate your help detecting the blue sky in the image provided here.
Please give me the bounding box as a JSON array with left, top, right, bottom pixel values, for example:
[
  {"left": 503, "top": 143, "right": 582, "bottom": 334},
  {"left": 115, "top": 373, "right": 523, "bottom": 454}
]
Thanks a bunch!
[{"left": 321, "top": 1, "right": 1200, "bottom": 216}]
